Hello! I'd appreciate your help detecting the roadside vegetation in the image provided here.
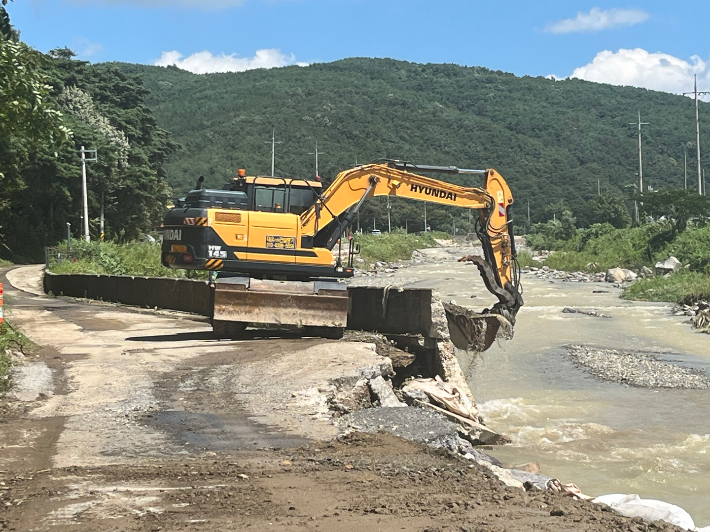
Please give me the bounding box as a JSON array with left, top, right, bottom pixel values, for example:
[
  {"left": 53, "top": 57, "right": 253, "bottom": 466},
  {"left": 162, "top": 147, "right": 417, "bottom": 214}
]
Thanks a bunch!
[
  {"left": 48, "top": 240, "right": 207, "bottom": 279},
  {"left": 354, "top": 230, "right": 439, "bottom": 267},
  {"left": 0, "top": 322, "right": 35, "bottom": 395},
  {"left": 525, "top": 190, "right": 710, "bottom": 305}
]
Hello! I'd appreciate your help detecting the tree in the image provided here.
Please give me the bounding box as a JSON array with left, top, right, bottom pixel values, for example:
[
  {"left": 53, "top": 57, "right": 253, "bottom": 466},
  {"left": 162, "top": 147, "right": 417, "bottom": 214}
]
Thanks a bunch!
[
  {"left": 586, "top": 193, "right": 632, "bottom": 229},
  {"left": 639, "top": 189, "right": 710, "bottom": 235}
]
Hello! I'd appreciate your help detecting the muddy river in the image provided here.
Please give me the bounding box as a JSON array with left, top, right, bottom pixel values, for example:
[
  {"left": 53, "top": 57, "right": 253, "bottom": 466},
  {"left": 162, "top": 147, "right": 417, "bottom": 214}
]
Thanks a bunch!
[{"left": 400, "top": 259, "right": 710, "bottom": 527}]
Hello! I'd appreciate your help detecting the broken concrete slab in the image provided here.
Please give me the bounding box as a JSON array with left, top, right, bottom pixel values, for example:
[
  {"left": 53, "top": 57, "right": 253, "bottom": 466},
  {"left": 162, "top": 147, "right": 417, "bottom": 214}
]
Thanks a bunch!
[{"left": 369, "top": 376, "right": 405, "bottom": 407}]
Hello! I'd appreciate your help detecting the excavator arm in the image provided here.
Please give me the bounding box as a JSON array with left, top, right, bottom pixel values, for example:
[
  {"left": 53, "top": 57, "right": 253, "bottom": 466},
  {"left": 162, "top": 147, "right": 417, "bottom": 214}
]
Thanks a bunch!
[{"left": 300, "top": 161, "right": 523, "bottom": 326}]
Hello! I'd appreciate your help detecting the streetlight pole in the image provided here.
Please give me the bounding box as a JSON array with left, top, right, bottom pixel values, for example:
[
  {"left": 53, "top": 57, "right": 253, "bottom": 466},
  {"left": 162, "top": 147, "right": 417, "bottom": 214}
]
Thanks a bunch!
[{"left": 79, "top": 146, "right": 97, "bottom": 242}]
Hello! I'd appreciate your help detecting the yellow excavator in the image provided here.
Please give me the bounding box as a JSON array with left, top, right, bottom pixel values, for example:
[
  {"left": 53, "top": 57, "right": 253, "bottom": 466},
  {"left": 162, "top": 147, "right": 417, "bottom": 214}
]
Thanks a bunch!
[{"left": 161, "top": 160, "right": 523, "bottom": 345}]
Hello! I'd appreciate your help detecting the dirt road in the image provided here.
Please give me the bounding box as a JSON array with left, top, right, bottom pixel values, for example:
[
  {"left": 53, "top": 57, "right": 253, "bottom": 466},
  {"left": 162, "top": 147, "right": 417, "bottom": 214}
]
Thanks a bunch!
[{"left": 0, "top": 266, "right": 684, "bottom": 531}]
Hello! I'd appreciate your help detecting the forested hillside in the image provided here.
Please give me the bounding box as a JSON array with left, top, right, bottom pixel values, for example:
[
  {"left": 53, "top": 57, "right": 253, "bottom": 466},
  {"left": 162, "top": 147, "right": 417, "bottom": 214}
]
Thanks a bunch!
[
  {"left": 116, "top": 58, "right": 709, "bottom": 232},
  {"left": 1, "top": 7, "right": 176, "bottom": 261}
]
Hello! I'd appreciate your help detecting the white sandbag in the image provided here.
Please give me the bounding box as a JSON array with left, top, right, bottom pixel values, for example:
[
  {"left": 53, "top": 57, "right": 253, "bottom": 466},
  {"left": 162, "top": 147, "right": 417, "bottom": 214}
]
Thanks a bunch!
[{"left": 593, "top": 494, "right": 695, "bottom": 530}]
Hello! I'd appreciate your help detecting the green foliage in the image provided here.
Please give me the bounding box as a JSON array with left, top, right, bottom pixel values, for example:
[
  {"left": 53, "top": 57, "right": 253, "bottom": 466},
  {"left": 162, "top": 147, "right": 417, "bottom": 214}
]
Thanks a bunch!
[
  {"left": 526, "top": 210, "right": 577, "bottom": 250},
  {"left": 0, "top": 322, "right": 35, "bottom": 395},
  {"left": 586, "top": 193, "right": 632, "bottom": 229},
  {"left": 0, "top": 6, "right": 177, "bottom": 261},
  {"left": 114, "top": 58, "right": 708, "bottom": 238},
  {"left": 515, "top": 249, "right": 540, "bottom": 269},
  {"left": 664, "top": 225, "right": 710, "bottom": 274},
  {"left": 543, "top": 251, "right": 603, "bottom": 272},
  {"left": 354, "top": 230, "right": 437, "bottom": 266},
  {"left": 539, "top": 223, "right": 674, "bottom": 272},
  {"left": 639, "top": 189, "right": 710, "bottom": 235},
  {"left": 623, "top": 271, "right": 710, "bottom": 305},
  {"left": 48, "top": 240, "right": 206, "bottom": 279}
]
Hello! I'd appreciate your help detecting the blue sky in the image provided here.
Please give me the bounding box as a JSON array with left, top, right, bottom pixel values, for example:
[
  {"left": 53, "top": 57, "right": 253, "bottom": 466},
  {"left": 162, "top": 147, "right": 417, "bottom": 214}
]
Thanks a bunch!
[{"left": 7, "top": 0, "right": 710, "bottom": 97}]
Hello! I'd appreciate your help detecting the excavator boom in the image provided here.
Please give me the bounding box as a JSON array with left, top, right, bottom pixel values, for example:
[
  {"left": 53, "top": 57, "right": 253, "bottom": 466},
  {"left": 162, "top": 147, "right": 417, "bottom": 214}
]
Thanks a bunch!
[{"left": 300, "top": 161, "right": 522, "bottom": 324}]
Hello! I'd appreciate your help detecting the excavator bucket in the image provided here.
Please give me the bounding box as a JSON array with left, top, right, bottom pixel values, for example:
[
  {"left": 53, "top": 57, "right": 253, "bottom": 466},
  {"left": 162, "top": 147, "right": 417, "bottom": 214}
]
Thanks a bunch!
[{"left": 443, "top": 302, "right": 514, "bottom": 352}]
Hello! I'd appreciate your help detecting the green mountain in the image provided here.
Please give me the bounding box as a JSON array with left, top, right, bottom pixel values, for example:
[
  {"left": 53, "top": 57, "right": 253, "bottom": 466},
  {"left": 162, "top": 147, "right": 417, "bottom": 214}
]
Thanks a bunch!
[{"left": 115, "top": 57, "right": 707, "bottom": 231}]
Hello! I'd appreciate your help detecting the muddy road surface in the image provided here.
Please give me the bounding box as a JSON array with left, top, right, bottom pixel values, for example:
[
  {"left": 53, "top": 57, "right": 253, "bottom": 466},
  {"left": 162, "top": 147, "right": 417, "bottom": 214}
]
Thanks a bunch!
[{"left": 0, "top": 266, "right": 687, "bottom": 531}]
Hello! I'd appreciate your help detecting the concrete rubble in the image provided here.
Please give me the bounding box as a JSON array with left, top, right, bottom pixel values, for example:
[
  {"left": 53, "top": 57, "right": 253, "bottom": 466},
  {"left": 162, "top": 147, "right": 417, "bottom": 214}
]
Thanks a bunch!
[{"left": 674, "top": 300, "right": 710, "bottom": 332}]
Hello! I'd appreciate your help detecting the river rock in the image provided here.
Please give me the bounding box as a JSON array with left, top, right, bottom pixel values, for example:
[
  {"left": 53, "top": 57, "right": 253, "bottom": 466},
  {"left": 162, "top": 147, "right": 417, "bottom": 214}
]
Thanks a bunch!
[
  {"left": 605, "top": 268, "right": 637, "bottom": 283},
  {"left": 655, "top": 256, "right": 682, "bottom": 275}
]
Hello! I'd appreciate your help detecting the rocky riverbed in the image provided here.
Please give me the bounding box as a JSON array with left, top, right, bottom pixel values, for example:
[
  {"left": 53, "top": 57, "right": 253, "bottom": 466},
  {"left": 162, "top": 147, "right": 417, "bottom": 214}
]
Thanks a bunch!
[{"left": 565, "top": 345, "right": 710, "bottom": 389}]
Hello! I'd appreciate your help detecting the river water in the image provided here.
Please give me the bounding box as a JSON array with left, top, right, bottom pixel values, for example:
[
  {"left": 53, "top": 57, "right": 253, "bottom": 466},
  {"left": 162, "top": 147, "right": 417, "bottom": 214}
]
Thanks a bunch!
[{"left": 400, "top": 259, "right": 710, "bottom": 527}]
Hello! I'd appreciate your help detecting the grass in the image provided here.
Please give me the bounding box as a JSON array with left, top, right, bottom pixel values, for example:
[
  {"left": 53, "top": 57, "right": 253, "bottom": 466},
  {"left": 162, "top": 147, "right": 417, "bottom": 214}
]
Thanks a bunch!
[
  {"left": 0, "top": 259, "right": 12, "bottom": 267},
  {"left": 49, "top": 240, "right": 207, "bottom": 280},
  {"left": 515, "top": 250, "right": 542, "bottom": 269},
  {"left": 543, "top": 251, "right": 610, "bottom": 273},
  {"left": 0, "top": 322, "right": 35, "bottom": 395},
  {"left": 355, "top": 230, "right": 438, "bottom": 267},
  {"left": 622, "top": 271, "right": 710, "bottom": 305}
]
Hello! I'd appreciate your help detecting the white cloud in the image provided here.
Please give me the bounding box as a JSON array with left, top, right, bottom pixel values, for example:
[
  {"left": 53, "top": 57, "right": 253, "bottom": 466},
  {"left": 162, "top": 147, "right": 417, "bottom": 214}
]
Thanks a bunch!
[
  {"left": 72, "top": 37, "right": 103, "bottom": 58},
  {"left": 569, "top": 48, "right": 710, "bottom": 99},
  {"left": 545, "top": 7, "right": 649, "bottom": 34},
  {"left": 154, "top": 49, "right": 308, "bottom": 74}
]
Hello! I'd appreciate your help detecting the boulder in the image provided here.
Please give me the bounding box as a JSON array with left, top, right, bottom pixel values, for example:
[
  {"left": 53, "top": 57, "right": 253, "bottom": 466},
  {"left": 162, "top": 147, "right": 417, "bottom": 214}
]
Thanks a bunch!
[
  {"left": 605, "top": 268, "right": 638, "bottom": 283},
  {"left": 655, "top": 256, "right": 682, "bottom": 275}
]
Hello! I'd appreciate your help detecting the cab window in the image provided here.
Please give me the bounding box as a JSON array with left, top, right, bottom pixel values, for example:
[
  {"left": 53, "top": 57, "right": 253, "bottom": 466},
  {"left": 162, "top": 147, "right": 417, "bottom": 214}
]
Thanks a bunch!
[{"left": 255, "top": 186, "right": 286, "bottom": 212}]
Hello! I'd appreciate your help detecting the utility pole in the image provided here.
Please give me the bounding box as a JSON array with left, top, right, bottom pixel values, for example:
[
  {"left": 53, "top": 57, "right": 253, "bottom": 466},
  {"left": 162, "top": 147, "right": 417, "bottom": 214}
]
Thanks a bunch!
[
  {"left": 629, "top": 112, "right": 649, "bottom": 193},
  {"left": 264, "top": 130, "right": 282, "bottom": 177},
  {"left": 100, "top": 191, "right": 105, "bottom": 242},
  {"left": 527, "top": 201, "right": 531, "bottom": 227},
  {"left": 598, "top": 179, "right": 601, "bottom": 196},
  {"left": 387, "top": 198, "right": 392, "bottom": 233},
  {"left": 308, "top": 142, "right": 325, "bottom": 178},
  {"left": 684, "top": 75, "right": 709, "bottom": 194},
  {"left": 79, "top": 146, "right": 97, "bottom": 242},
  {"left": 685, "top": 150, "right": 688, "bottom": 190}
]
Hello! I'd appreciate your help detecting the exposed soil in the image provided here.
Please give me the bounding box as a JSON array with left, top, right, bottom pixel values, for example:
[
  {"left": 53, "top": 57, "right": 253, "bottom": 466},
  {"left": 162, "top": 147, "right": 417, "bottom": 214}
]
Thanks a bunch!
[
  {"left": 0, "top": 266, "right": 688, "bottom": 531},
  {"left": 0, "top": 432, "right": 681, "bottom": 532}
]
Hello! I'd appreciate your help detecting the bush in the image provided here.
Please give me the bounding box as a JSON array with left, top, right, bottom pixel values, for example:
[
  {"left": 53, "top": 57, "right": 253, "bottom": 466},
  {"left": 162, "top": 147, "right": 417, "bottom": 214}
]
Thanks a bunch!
[
  {"left": 48, "top": 240, "right": 206, "bottom": 278},
  {"left": 0, "top": 322, "right": 35, "bottom": 395},
  {"left": 355, "top": 230, "right": 437, "bottom": 266},
  {"left": 663, "top": 225, "right": 710, "bottom": 274},
  {"left": 623, "top": 271, "right": 710, "bottom": 305},
  {"left": 515, "top": 249, "right": 541, "bottom": 269}
]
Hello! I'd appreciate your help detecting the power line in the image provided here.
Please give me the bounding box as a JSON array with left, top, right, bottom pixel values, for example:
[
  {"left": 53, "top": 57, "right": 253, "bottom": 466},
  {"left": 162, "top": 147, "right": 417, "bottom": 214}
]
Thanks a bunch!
[{"left": 683, "top": 75, "right": 710, "bottom": 194}]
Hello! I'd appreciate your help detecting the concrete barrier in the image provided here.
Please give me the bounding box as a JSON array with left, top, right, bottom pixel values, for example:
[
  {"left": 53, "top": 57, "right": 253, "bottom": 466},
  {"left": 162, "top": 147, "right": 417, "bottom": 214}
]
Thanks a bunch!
[
  {"left": 43, "top": 271, "right": 212, "bottom": 316},
  {"left": 43, "top": 272, "right": 433, "bottom": 332},
  {"left": 346, "top": 286, "right": 433, "bottom": 336}
]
